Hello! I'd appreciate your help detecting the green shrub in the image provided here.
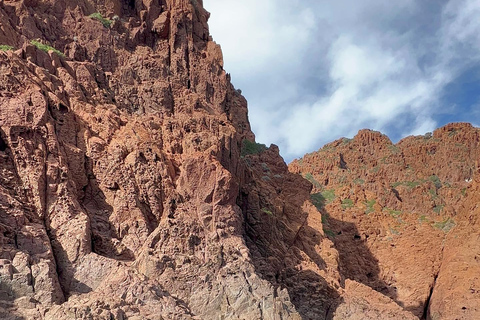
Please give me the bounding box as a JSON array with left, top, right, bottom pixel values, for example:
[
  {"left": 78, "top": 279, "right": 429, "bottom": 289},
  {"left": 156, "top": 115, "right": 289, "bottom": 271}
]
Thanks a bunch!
[
  {"left": 338, "top": 175, "right": 347, "bottom": 185},
  {"left": 30, "top": 40, "right": 65, "bottom": 57},
  {"left": 304, "top": 173, "right": 321, "bottom": 188},
  {"left": 433, "top": 205, "right": 444, "bottom": 214},
  {"left": 433, "top": 218, "right": 455, "bottom": 232},
  {"left": 0, "top": 45, "right": 14, "bottom": 51},
  {"left": 89, "top": 12, "right": 113, "bottom": 28},
  {"left": 429, "top": 175, "right": 442, "bottom": 189},
  {"left": 389, "top": 227, "right": 400, "bottom": 235},
  {"left": 353, "top": 178, "right": 365, "bottom": 185},
  {"left": 418, "top": 215, "right": 428, "bottom": 223},
  {"left": 341, "top": 198, "right": 354, "bottom": 209},
  {"left": 321, "top": 189, "right": 335, "bottom": 203},
  {"left": 261, "top": 208, "right": 273, "bottom": 216},
  {"left": 323, "top": 228, "right": 336, "bottom": 238},
  {"left": 311, "top": 190, "right": 335, "bottom": 210},
  {"left": 241, "top": 139, "right": 267, "bottom": 156},
  {"left": 311, "top": 193, "right": 326, "bottom": 210},
  {"left": 365, "top": 199, "right": 376, "bottom": 214},
  {"left": 386, "top": 208, "right": 402, "bottom": 217},
  {"left": 405, "top": 181, "right": 420, "bottom": 189},
  {"left": 321, "top": 213, "right": 329, "bottom": 224},
  {"left": 391, "top": 181, "right": 402, "bottom": 188},
  {"left": 261, "top": 163, "right": 270, "bottom": 172}
]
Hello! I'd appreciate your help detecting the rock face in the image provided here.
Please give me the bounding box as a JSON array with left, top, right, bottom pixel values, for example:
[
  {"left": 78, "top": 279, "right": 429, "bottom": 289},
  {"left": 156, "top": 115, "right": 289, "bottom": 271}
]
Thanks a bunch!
[
  {"left": 290, "top": 123, "right": 480, "bottom": 319},
  {"left": 0, "top": 0, "right": 477, "bottom": 319},
  {"left": 0, "top": 0, "right": 302, "bottom": 318}
]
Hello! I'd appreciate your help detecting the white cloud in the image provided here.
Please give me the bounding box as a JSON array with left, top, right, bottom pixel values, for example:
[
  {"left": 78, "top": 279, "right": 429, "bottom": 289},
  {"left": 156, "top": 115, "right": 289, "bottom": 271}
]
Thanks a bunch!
[
  {"left": 406, "top": 117, "right": 437, "bottom": 137},
  {"left": 204, "top": 0, "right": 480, "bottom": 161},
  {"left": 204, "top": 0, "right": 315, "bottom": 78}
]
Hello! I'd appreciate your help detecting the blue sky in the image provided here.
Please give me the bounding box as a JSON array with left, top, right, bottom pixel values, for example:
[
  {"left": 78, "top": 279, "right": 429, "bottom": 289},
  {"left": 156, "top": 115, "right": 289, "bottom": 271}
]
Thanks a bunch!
[{"left": 203, "top": 0, "right": 480, "bottom": 162}]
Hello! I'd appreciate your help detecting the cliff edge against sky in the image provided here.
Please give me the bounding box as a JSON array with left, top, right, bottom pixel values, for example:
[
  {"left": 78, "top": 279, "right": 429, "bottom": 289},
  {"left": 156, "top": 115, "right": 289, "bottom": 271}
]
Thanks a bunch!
[{"left": 0, "top": 0, "right": 479, "bottom": 319}]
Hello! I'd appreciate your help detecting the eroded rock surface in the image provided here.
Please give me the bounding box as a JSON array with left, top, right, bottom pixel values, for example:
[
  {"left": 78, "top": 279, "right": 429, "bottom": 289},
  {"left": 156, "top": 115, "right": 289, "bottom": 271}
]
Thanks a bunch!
[
  {"left": 290, "top": 123, "right": 480, "bottom": 319},
  {"left": 0, "top": 0, "right": 477, "bottom": 319},
  {"left": 0, "top": 0, "right": 304, "bottom": 318}
]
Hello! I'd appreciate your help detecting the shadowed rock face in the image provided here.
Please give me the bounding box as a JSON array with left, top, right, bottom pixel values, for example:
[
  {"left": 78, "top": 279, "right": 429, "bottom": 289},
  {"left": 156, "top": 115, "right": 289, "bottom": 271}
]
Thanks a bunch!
[
  {"left": 290, "top": 123, "right": 480, "bottom": 319},
  {"left": 0, "top": 1, "right": 475, "bottom": 319},
  {"left": 0, "top": 0, "right": 345, "bottom": 318},
  {"left": 0, "top": 0, "right": 298, "bottom": 318}
]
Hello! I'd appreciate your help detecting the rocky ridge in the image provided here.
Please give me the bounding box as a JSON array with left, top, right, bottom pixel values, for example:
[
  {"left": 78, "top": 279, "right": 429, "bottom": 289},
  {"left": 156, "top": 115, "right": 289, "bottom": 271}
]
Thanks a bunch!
[
  {"left": 0, "top": 0, "right": 301, "bottom": 318},
  {"left": 290, "top": 123, "right": 480, "bottom": 319},
  {"left": 0, "top": 0, "right": 477, "bottom": 319}
]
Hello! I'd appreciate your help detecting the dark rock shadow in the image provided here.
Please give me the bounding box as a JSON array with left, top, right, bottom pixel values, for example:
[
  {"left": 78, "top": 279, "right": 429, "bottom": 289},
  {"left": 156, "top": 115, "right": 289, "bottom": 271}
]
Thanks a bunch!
[
  {"left": 239, "top": 149, "right": 402, "bottom": 319},
  {"left": 240, "top": 151, "right": 343, "bottom": 319},
  {"left": 243, "top": 201, "right": 342, "bottom": 320},
  {"left": 69, "top": 278, "right": 93, "bottom": 294},
  {"left": 324, "top": 213, "right": 398, "bottom": 300},
  {"left": 0, "top": 281, "right": 16, "bottom": 303},
  {"left": 311, "top": 192, "right": 399, "bottom": 302},
  {"left": 81, "top": 170, "right": 135, "bottom": 262}
]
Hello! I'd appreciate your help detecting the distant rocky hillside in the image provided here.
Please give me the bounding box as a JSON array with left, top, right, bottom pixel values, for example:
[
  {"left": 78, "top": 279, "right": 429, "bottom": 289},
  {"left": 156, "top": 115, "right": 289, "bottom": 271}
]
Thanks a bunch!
[
  {"left": 290, "top": 123, "right": 480, "bottom": 319},
  {"left": 0, "top": 0, "right": 478, "bottom": 319}
]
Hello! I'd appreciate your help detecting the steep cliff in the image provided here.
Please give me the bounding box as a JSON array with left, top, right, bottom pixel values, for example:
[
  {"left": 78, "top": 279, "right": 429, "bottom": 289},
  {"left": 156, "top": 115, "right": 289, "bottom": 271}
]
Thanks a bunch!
[
  {"left": 290, "top": 123, "right": 480, "bottom": 319},
  {"left": 0, "top": 0, "right": 303, "bottom": 318},
  {"left": 0, "top": 0, "right": 476, "bottom": 319}
]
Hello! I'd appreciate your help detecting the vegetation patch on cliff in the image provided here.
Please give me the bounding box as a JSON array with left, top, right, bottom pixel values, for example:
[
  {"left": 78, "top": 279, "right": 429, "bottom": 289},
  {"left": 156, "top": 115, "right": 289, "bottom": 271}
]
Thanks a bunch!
[
  {"left": 89, "top": 12, "right": 113, "bottom": 28},
  {"left": 341, "top": 198, "right": 354, "bottom": 209},
  {"left": 304, "top": 172, "right": 321, "bottom": 188},
  {"left": 433, "top": 218, "right": 455, "bottom": 232},
  {"left": 311, "top": 190, "right": 335, "bottom": 210},
  {"left": 241, "top": 139, "right": 267, "bottom": 156},
  {"left": 30, "top": 40, "right": 65, "bottom": 57},
  {"left": 0, "top": 45, "right": 14, "bottom": 51}
]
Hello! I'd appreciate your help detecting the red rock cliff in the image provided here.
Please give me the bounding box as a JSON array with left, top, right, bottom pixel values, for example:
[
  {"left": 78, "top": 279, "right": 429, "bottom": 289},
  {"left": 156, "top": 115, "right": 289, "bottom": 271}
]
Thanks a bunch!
[
  {"left": 1, "top": 0, "right": 474, "bottom": 319},
  {"left": 290, "top": 123, "right": 480, "bottom": 319},
  {"left": 0, "top": 0, "right": 306, "bottom": 318}
]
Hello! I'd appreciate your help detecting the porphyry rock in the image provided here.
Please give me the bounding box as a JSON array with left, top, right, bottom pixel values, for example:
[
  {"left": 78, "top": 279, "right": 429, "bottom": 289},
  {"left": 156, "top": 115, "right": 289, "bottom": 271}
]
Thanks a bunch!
[
  {"left": 2, "top": 0, "right": 478, "bottom": 319},
  {"left": 290, "top": 123, "right": 480, "bottom": 319},
  {"left": 0, "top": 0, "right": 314, "bottom": 318}
]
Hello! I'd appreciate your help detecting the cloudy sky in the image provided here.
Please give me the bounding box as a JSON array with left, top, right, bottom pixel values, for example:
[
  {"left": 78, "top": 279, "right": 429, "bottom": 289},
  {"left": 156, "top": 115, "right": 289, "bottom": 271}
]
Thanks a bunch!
[{"left": 203, "top": 0, "right": 480, "bottom": 162}]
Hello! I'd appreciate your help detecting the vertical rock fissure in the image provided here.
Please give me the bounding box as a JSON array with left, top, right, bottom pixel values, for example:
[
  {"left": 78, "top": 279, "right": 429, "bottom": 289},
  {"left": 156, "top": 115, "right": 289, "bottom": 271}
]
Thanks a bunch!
[
  {"left": 289, "top": 215, "right": 309, "bottom": 251},
  {"left": 422, "top": 274, "right": 437, "bottom": 320},
  {"left": 0, "top": 135, "right": 7, "bottom": 152},
  {"left": 40, "top": 113, "right": 68, "bottom": 299},
  {"left": 29, "top": 262, "right": 36, "bottom": 294},
  {"left": 422, "top": 241, "right": 445, "bottom": 320}
]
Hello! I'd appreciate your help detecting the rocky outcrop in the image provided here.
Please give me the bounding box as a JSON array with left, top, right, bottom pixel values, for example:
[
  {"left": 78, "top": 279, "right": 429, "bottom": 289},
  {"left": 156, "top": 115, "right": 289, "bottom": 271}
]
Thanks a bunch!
[
  {"left": 428, "top": 172, "right": 480, "bottom": 320},
  {"left": 0, "top": 0, "right": 304, "bottom": 318},
  {"left": 290, "top": 123, "right": 480, "bottom": 319},
  {"left": 1, "top": 0, "right": 387, "bottom": 318},
  {"left": 334, "top": 280, "right": 418, "bottom": 320},
  {"left": 1, "top": 0, "right": 478, "bottom": 319}
]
